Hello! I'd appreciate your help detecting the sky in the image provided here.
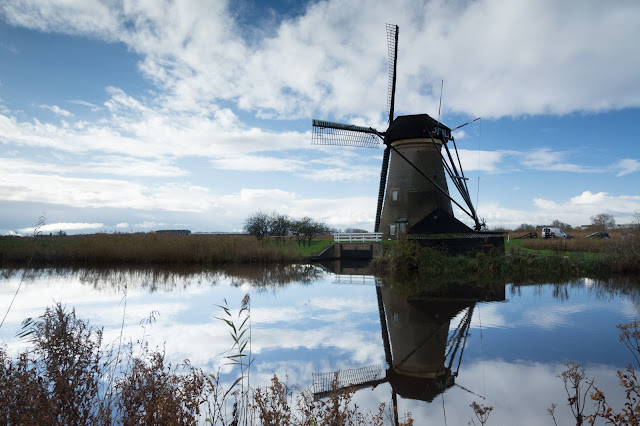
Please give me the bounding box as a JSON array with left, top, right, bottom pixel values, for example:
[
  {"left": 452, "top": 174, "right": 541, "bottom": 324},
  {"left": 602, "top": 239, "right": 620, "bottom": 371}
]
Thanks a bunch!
[{"left": 1, "top": 0, "right": 639, "bottom": 236}]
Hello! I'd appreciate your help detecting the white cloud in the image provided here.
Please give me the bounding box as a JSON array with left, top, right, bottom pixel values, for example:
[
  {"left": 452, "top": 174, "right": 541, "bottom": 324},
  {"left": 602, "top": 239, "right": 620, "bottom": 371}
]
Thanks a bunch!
[
  {"left": 211, "top": 155, "right": 305, "bottom": 173},
  {"left": 569, "top": 191, "right": 608, "bottom": 205},
  {"left": 1, "top": 0, "right": 639, "bottom": 233},
  {"left": 40, "top": 104, "right": 73, "bottom": 117},
  {"left": 0, "top": 0, "right": 121, "bottom": 39},
  {"left": 455, "top": 149, "right": 505, "bottom": 173},
  {"left": 452, "top": 129, "right": 466, "bottom": 139},
  {"left": 468, "top": 188, "right": 640, "bottom": 229},
  {"left": 217, "top": 189, "right": 377, "bottom": 229},
  {"left": 134, "top": 221, "right": 167, "bottom": 229},
  {"left": 616, "top": 158, "right": 640, "bottom": 177},
  {"left": 520, "top": 148, "right": 600, "bottom": 173},
  {"left": 526, "top": 191, "right": 640, "bottom": 227},
  {"left": 70, "top": 99, "right": 101, "bottom": 110},
  {"left": 19, "top": 222, "right": 104, "bottom": 234},
  {"left": 0, "top": 171, "right": 215, "bottom": 212},
  {"left": 2, "top": 0, "right": 638, "bottom": 121},
  {"left": 0, "top": 157, "right": 188, "bottom": 178},
  {"left": 305, "top": 165, "right": 380, "bottom": 182},
  {"left": 0, "top": 106, "right": 307, "bottom": 159}
]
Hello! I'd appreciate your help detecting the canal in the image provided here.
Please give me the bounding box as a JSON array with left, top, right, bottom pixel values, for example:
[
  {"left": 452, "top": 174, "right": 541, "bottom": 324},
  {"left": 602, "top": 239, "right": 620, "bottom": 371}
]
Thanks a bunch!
[{"left": 0, "top": 265, "right": 638, "bottom": 424}]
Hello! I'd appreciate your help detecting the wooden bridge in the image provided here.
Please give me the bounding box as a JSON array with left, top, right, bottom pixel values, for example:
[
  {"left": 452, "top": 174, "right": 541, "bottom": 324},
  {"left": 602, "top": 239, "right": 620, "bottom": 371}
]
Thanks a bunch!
[{"left": 333, "top": 233, "right": 383, "bottom": 242}]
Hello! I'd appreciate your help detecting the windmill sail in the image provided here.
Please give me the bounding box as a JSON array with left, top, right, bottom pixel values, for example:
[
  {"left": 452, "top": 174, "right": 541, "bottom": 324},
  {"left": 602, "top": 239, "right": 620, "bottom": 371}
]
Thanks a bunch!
[
  {"left": 386, "top": 23, "right": 398, "bottom": 125},
  {"left": 374, "top": 24, "right": 399, "bottom": 233},
  {"left": 312, "top": 120, "right": 381, "bottom": 148},
  {"left": 311, "top": 365, "right": 385, "bottom": 399}
]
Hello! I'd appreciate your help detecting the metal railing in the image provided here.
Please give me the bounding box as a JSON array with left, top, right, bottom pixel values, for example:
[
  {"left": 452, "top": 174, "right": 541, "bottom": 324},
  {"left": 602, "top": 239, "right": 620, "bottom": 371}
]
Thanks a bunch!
[{"left": 333, "top": 233, "right": 383, "bottom": 242}]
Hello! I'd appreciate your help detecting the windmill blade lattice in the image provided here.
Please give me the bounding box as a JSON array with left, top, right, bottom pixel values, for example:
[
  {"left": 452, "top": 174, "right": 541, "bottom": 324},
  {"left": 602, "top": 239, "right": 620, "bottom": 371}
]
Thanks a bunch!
[
  {"left": 312, "top": 364, "right": 385, "bottom": 399},
  {"left": 386, "top": 23, "right": 398, "bottom": 124},
  {"left": 312, "top": 119, "right": 381, "bottom": 149}
]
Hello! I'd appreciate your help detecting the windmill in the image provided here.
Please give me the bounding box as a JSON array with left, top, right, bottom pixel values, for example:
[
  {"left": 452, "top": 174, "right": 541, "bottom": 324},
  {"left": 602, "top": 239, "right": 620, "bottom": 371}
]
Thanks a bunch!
[{"left": 312, "top": 24, "right": 482, "bottom": 240}]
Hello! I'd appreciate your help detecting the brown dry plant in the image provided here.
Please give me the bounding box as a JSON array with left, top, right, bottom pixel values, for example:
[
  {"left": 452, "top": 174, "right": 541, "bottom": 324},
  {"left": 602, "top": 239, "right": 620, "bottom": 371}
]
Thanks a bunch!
[
  {"left": 588, "top": 320, "right": 640, "bottom": 424},
  {"left": 253, "top": 374, "right": 414, "bottom": 426},
  {"left": 469, "top": 401, "right": 493, "bottom": 426},
  {"left": 0, "top": 302, "right": 215, "bottom": 425}
]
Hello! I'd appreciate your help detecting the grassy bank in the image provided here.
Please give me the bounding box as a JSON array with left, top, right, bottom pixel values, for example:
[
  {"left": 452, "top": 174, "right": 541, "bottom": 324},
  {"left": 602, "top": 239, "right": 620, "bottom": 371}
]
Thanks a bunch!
[
  {"left": 3, "top": 231, "right": 639, "bottom": 279},
  {"left": 372, "top": 234, "right": 640, "bottom": 285},
  {"left": 0, "top": 233, "right": 312, "bottom": 265}
]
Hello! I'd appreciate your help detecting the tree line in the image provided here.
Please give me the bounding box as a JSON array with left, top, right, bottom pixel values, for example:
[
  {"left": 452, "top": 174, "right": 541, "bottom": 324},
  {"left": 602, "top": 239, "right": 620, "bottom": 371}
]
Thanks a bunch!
[
  {"left": 515, "top": 212, "right": 620, "bottom": 232},
  {"left": 243, "top": 211, "right": 333, "bottom": 246}
]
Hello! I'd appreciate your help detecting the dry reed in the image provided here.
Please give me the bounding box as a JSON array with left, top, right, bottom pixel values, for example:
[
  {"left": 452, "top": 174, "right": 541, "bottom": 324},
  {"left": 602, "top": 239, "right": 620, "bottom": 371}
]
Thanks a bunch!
[{"left": 0, "top": 233, "right": 304, "bottom": 265}]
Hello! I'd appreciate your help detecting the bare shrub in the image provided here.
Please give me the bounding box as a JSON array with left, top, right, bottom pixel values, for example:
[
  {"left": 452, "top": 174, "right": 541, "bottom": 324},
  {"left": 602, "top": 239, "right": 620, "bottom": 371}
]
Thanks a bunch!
[
  {"left": 2, "top": 301, "right": 418, "bottom": 425},
  {"left": 4, "top": 304, "right": 111, "bottom": 424},
  {"left": 559, "top": 362, "right": 594, "bottom": 425},
  {"left": 253, "top": 375, "right": 293, "bottom": 425},
  {"left": 115, "top": 346, "right": 213, "bottom": 425},
  {"left": 0, "top": 303, "right": 214, "bottom": 425},
  {"left": 589, "top": 320, "right": 640, "bottom": 424},
  {"left": 0, "top": 349, "right": 55, "bottom": 424}
]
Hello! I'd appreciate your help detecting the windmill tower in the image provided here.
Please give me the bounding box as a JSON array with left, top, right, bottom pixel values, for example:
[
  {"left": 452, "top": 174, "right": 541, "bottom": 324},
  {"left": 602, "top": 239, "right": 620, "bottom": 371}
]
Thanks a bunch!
[{"left": 313, "top": 24, "right": 483, "bottom": 241}]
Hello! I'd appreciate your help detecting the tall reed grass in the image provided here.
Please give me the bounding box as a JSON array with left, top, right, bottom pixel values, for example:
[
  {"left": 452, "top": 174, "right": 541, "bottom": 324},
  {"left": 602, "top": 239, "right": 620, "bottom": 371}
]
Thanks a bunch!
[{"left": 0, "top": 233, "right": 304, "bottom": 265}]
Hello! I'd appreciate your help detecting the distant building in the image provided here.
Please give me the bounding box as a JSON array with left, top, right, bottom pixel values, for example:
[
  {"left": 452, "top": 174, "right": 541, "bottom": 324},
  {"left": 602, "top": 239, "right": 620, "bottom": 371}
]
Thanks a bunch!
[{"left": 155, "top": 230, "right": 191, "bottom": 236}]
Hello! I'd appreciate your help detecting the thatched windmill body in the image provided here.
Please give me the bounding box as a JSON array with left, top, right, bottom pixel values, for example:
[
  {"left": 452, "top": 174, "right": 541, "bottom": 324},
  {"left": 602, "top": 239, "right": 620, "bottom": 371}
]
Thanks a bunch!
[{"left": 313, "top": 24, "right": 481, "bottom": 239}]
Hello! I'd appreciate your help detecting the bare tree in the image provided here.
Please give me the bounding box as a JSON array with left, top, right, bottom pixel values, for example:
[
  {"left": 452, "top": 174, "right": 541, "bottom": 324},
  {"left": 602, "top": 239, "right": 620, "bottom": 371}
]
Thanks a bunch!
[
  {"left": 243, "top": 211, "right": 272, "bottom": 243},
  {"left": 304, "top": 221, "right": 330, "bottom": 246},
  {"left": 290, "top": 217, "right": 330, "bottom": 247},
  {"left": 270, "top": 213, "right": 291, "bottom": 244},
  {"left": 590, "top": 213, "right": 616, "bottom": 230},
  {"left": 551, "top": 219, "right": 572, "bottom": 230},
  {"left": 344, "top": 228, "right": 369, "bottom": 233},
  {"left": 516, "top": 223, "right": 534, "bottom": 231}
]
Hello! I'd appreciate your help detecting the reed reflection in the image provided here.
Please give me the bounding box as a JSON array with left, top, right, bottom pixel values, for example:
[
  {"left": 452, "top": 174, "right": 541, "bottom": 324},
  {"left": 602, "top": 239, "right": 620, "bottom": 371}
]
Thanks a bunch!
[{"left": 0, "top": 263, "right": 324, "bottom": 293}]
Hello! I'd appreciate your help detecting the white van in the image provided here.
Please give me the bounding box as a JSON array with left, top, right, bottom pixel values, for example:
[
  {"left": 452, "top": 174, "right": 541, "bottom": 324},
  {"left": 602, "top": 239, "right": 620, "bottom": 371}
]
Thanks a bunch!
[{"left": 541, "top": 227, "right": 570, "bottom": 239}]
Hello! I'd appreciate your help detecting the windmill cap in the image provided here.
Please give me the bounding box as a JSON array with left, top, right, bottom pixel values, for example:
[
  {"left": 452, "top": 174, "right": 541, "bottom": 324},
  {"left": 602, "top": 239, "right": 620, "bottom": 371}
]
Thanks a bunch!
[{"left": 387, "top": 114, "right": 451, "bottom": 143}]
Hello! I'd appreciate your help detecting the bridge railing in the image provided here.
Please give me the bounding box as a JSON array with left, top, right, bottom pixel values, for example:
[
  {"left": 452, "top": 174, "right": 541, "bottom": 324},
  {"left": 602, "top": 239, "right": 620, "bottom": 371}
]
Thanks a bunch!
[{"left": 333, "top": 233, "right": 383, "bottom": 242}]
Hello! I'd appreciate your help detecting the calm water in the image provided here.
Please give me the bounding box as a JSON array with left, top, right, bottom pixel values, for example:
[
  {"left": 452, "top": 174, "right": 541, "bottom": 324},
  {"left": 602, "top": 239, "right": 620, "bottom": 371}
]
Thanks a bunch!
[{"left": 1, "top": 264, "right": 639, "bottom": 425}]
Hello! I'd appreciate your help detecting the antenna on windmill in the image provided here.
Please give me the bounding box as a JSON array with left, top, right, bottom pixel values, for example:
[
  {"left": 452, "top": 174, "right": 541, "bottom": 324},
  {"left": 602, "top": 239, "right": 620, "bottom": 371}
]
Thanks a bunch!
[
  {"left": 477, "top": 176, "right": 480, "bottom": 220},
  {"left": 437, "top": 79, "right": 444, "bottom": 127}
]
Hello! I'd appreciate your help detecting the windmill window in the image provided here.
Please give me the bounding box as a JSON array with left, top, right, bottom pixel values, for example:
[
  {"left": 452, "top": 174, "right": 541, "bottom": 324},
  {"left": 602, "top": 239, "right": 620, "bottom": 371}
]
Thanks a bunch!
[
  {"left": 397, "top": 218, "right": 408, "bottom": 234},
  {"left": 392, "top": 190, "right": 398, "bottom": 201},
  {"left": 389, "top": 225, "right": 396, "bottom": 235}
]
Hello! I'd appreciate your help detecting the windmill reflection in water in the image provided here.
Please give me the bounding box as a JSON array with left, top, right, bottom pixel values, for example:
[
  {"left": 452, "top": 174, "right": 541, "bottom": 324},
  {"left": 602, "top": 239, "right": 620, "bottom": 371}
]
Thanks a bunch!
[{"left": 312, "top": 269, "right": 505, "bottom": 424}]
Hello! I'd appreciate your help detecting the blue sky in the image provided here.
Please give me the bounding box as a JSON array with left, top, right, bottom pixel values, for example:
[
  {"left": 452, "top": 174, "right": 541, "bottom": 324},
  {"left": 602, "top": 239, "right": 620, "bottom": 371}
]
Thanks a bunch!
[{"left": 1, "top": 0, "right": 639, "bottom": 235}]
